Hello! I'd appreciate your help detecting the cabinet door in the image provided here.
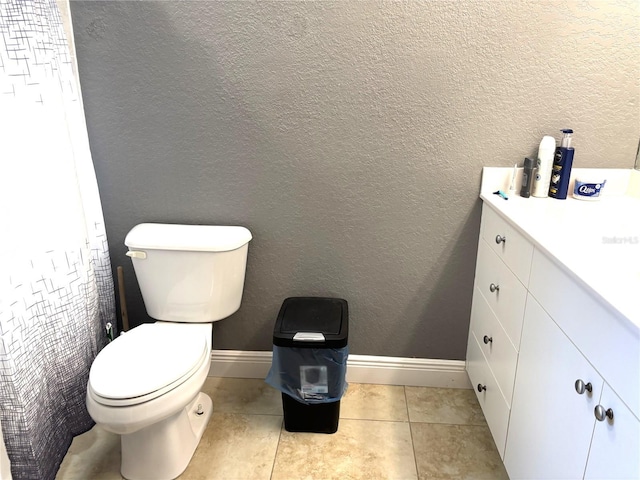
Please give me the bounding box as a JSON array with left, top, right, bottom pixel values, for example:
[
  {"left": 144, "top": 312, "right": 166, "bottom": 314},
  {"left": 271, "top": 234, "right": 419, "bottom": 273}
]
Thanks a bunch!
[
  {"left": 584, "top": 383, "right": 640, "bottom": 480},
  {"left": 504, "top": 295, "right": 604, "bottom": 480}
]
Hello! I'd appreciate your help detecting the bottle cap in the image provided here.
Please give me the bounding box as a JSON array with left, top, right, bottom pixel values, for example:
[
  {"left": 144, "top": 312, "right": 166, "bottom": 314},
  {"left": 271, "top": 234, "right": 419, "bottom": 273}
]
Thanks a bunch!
[
  {"left": 560, "top": 129, "right": 573, "bottom": 148},
  {"left": 539, "top": 135, "right": 557, "bottom": 155}
]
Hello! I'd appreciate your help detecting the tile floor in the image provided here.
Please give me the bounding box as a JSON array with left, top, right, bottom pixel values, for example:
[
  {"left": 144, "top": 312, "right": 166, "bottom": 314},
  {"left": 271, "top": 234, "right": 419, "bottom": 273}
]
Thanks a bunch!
[{"left": 57, "top": 378, "right": 508, "bottom": 480}]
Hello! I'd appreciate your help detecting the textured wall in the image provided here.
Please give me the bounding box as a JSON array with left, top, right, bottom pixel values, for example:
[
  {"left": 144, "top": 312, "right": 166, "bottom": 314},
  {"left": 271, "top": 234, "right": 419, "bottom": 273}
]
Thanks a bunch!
[{"left": 70, "top": 1, "right": 639, "bottom": 359}]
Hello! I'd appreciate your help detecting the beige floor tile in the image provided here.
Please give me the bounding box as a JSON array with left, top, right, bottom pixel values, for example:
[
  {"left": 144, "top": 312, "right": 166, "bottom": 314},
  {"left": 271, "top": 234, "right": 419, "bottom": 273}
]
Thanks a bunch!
[
  {"left": 179, "top": 413, "right": 282, "bottom": 480},
  {"left": 57, "top": 383, "right": 505, "bottom": 480},
  {"left": 411, "top": 423, "right": 508, "bottom": 480},
  {"left": 340, "top": 383, "right": 408, "bottom": 421},
  {"left": 56, "top": 426, "right": 122, "bottom": 480},
  {"left": 272, "top": 418, "right": 418, "bottom": 480},
  {"left": 202, "top": 377, "right": 283, "bottom": 416},
  {"left": 405, "top": 387, "right": 485, "bottom": 425}
]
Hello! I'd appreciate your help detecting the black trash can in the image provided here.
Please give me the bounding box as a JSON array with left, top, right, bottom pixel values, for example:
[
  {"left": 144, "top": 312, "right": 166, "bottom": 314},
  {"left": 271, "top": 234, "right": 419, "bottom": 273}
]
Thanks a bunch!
[{"left": 265, "top": 297, "right": 349, "bottom": 434}]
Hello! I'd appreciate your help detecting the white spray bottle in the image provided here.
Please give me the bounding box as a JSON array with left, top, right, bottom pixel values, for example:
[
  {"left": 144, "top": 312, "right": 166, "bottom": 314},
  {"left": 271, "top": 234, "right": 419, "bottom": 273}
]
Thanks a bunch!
[{"left": 532, "top": 135, "right": 556, "bottom": 198}]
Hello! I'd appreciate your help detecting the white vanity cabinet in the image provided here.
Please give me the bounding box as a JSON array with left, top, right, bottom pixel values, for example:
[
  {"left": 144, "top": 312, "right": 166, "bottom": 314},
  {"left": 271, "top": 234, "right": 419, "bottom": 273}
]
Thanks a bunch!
[{"left": 467, "top": 200, "right": 640, "bottom": 480}]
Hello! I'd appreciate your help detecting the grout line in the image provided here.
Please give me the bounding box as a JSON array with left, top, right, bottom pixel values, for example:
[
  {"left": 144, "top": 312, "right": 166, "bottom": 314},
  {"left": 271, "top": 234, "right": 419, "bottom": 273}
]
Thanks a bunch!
[
  {"left": 404, "top": 383, "right": 412, "bottom": 422},
  {"left": 406, "top": 386, "right": 421, "bottom": 479},
  {"left": 269, "top": 417, "right": 284, "bottom": 480},
  {"left": 214, "top": 411, "right": 285, "bottom": 417},
  {"left": 408, "top": 420, "right": 488, "bottom": 427},
  {"left": 409, "top": 422, "right": 488, "bottom": 428},
  {"left": 338, "top": 417, "right": 409, "bottom": 424}
]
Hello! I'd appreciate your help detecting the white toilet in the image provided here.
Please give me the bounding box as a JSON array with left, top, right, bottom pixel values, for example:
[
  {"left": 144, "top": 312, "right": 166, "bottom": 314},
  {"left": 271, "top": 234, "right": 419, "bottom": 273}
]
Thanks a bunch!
[{"left": 86, "top": 223, "right": 252, "bottom": 480}]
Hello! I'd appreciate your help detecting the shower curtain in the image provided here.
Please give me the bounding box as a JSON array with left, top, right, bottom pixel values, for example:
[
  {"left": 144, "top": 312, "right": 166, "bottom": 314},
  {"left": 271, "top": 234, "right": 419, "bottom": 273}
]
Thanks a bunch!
[{"left": 0, "top": 0, "right": 116, "bottom": 478}]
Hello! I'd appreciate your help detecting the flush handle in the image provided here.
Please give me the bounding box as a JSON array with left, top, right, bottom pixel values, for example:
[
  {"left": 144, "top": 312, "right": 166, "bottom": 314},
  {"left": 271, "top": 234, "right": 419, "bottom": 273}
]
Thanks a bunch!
[{"left": 126, "top": 250, "right": 147, "bottom": 260}]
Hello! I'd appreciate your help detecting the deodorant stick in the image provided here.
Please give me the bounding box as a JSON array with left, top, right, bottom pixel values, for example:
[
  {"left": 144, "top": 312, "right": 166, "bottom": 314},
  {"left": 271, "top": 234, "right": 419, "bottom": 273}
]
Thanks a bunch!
[
  {"left": 532, "top": 135, "right": 556, "bottom": 198},
  {"left": 520, "top": 157, "right": 535, "bottom": 198}
]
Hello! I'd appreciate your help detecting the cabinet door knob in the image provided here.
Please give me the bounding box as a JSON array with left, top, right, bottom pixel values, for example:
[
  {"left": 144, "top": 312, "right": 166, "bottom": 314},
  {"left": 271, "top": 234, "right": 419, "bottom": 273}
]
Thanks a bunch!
[
  {"left": 483, "top": 335, "right": 493, "bottom": 345},
  {"left": 495, "top": 234, "right": 506, "bottom": 245},
  {"left": 477, "top": 384, "right": 487, "bottom": 393},
  {"left": 574, "top": 379, "right": 593, "bottom": 395},
  {"left": 489, "top": 283, "right": 500, "bottom": 293},
  {"left": 594, "top": 405, "right": 614, "bottom": 422}
]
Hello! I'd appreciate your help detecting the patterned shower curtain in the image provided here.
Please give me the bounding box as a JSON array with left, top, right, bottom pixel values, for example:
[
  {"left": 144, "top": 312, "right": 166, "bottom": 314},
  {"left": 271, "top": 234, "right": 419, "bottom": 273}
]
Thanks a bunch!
[{"left": 0, "top": 0, "right": 116, "bottom": 478}]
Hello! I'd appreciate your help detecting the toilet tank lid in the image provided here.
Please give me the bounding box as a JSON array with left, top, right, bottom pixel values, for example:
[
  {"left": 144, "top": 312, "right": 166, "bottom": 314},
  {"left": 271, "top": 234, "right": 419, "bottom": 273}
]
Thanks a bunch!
[{"left": 125, "top": 223, "right": 252, "bottom": 252}]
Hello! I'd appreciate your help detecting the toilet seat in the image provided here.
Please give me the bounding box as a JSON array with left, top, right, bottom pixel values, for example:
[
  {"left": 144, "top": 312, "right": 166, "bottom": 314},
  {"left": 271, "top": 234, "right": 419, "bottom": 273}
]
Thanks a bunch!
[{"left": 89, "top": 323, "right": 208, "bottom": 407}]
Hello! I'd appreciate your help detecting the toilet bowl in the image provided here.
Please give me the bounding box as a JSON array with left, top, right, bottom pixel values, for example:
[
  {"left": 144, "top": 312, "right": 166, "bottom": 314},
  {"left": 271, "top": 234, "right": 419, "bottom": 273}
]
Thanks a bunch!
[
  {"left": 86, "top": 223, "right": 252, "bottom": 480},
  {"left": 87, "top": 322, "right": 213, "bottom": 480}
]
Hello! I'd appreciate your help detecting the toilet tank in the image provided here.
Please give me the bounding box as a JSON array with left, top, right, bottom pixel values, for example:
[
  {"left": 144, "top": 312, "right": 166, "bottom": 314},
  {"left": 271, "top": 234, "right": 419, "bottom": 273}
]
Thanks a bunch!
[{"left": 124, "top": 223, "right": 252, "bottom": 322}]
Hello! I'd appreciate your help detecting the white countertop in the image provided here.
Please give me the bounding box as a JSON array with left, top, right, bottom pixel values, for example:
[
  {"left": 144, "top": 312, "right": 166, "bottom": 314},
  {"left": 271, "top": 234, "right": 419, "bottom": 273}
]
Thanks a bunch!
[{"left": 480, "top": 168, "right": 640, "bottom": 330}]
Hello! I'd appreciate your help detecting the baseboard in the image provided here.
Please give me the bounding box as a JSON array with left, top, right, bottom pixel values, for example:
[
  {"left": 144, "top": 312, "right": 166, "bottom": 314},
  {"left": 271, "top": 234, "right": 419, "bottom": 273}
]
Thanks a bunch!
[
  {"left": 208, "top": 350, "right": 471, "bottom": 389},
  {"left": 208, "top": 350, "right": 274, "bottom": 380},
  {"left": 345, "top": 354, "right": 471, "bottom": 388}
]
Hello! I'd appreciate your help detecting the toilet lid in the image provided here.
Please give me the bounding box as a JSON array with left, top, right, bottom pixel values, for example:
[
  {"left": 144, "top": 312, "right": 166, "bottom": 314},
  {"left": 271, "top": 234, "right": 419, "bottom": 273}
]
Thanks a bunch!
[{"left": 89, "top": 323, "right": 208, "bottom": 400}]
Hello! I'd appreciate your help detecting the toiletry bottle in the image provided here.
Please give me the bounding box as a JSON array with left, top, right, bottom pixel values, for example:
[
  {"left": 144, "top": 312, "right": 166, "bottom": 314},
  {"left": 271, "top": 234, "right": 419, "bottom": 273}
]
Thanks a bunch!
[
  {"left": 508, "top": 163, "right": 518, "bottom": 196},
  {"left": 520, "top": 157, "right": 535, "bottom": 198},
  {"left": 532, "top": 135, "right": 556, "bottom": 198},
  {"left": 549, "top": 129, "right": 575, "bottom": 199}
]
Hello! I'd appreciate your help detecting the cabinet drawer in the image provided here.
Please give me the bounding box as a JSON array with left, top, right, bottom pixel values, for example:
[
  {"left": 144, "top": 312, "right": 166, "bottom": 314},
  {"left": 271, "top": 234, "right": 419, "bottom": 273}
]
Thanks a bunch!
[
  {"left": 469, "top": 287, "right": 519, "bottom": 405},
  {"left": 466, "top": 331, "right": 510, "bottom": 459},
  {"left": 474, "top": 239, "right": 527, "bottom": 349},
  {"left": 481, "top": 204, "right": 534, "bottom": 286},
  {"left": 529, "top": 248, "right": 640, "bottom": 420}
]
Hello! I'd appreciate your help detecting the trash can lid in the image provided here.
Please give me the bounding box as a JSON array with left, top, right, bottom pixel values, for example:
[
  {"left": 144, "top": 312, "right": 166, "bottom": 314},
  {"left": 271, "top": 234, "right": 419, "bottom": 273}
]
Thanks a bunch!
[{"left": 273, "top": 297, "right": 348, "bottom": 348}]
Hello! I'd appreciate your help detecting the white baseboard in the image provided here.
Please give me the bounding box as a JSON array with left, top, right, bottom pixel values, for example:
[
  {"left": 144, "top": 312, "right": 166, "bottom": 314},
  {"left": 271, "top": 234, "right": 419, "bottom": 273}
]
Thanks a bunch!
[
  {"left": 208, "top": 350, "right": 273, "bottom": 379},
  {"left": 208, "top": 350, "right": 471, "bottom": 389}
]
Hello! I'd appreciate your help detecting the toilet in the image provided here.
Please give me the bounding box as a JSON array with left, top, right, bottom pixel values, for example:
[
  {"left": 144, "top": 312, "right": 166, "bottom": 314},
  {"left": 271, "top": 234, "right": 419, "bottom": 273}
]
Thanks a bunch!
[{"left": 86, "top": 223, "right": 252, "bottom": 480}]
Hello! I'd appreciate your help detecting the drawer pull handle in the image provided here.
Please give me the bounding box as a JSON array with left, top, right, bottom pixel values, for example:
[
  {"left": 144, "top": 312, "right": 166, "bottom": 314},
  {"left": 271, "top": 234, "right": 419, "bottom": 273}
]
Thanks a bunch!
[
  {"left": 489, "top": 283, "right": 500, "bottom": 293},
  {"left": 477, "top": 384, "right": 487, "bottom": 393},
  {"left": 483, "top": 335, "right": 493, "bottom": 345},
  {"left": 594, "top": 405, "right": 614, "bottom": 422},
  {"left": 574, "top": 379, "right": 593, "bottom": 395},
  {"left": 495, "top": 235, "right": 506, "bottom": 245}
]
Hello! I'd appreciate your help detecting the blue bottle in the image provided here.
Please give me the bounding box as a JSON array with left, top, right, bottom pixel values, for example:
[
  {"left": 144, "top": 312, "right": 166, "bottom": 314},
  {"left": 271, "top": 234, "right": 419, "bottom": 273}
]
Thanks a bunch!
[{"left": 549, "top": 129, "right": 574, "bottom": 199}]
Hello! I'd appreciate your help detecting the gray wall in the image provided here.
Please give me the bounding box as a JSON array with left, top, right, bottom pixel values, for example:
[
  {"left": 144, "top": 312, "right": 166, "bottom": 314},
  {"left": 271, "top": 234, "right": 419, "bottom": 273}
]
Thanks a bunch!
[{"left": 70, "top": 1, "right": 639, "bottom": 359}]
